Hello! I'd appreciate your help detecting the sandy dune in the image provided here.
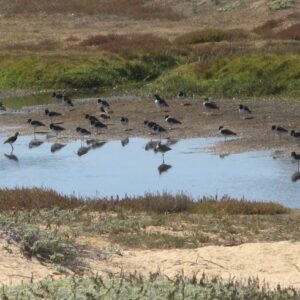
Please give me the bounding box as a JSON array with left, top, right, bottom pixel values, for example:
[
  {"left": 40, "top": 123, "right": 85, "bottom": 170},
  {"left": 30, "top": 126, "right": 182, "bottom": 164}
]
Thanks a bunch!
[
  {"left": 1, "top": 237, "right": 300, "bottom": 288},
  {"left": 0, "top": 240, "right": 60, "bottom": 286},
  {"left": 88, "top": 241, "right": 300, "bottom": 289}
]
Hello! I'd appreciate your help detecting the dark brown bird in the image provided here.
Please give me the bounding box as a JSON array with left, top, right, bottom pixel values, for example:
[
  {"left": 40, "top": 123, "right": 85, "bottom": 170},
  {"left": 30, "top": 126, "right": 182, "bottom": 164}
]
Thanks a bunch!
[
  {"left": 4, "top": 132, "right": 19, "bottom": 150},
  {"left": 272, "top": 125, "right": 288, "bottom": 134},
  {"left": 218, "top": 126, "right": 237, "bottom": 142},
  {"left": 154, "top": 94, "right": 169, "bottom": 108},
  {"left": 291, "top": 151, "right": 300, "bottom": 171},
  {"left": 203, "top": 98, "right": 219, "bottom": 114},
  {"left": 50, "top": 123, "right": 65, "bottom": 137}
]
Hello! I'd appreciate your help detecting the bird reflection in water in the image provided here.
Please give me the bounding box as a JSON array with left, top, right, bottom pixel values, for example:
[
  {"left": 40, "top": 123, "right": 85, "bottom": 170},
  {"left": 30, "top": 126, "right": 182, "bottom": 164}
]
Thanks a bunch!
[
  {"left": 4, "top": 151, "right": 18, "bottom": 162},
  {"left": 291, "top": 172, "right": 300, "bottom": 182},
  {"left": 158, "top": 153, "right": 172, "bottom": 175},
  {"left": 51, "top": 143, "right": 66, "bottom": 153},
  {"left": 29, "top": 138, "right": 44, "bottom": 149},
  {"left": 86, "top": 139, "right": 106, "bottom": 150},
  {"left": 77, "top": 146, "right": 91, "bottom": 157},
  {"left": 219, "top": 153, "right": 230, "bottom": 159},
  {"left": 121, "top": 137, "right": 129, "bottom": 147}
]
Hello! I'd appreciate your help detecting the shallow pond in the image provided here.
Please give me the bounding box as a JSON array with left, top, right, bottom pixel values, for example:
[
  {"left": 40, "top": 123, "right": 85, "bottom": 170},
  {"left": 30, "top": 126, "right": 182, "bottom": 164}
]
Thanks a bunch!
[{"left": 0, "top": 135, "right": 299, "bottom": 207}]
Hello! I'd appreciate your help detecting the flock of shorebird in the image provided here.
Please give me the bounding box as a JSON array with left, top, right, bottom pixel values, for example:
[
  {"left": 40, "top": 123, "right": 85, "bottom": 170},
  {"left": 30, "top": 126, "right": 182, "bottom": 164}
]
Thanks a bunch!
[{"left": 2, "top": 92, "right": 300, "bottom": 170}]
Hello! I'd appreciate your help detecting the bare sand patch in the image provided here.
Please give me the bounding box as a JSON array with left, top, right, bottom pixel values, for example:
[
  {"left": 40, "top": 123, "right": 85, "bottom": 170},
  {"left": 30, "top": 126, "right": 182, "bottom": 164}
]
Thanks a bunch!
[
  {"left": 1, "top": 236, "right": 299, "bottom": 288},
  {"left": 88, "top": 240, "right": 300, "bottom": 289},
  {"left": 0, "top": 239, "right": 61, "bottom": 285}
]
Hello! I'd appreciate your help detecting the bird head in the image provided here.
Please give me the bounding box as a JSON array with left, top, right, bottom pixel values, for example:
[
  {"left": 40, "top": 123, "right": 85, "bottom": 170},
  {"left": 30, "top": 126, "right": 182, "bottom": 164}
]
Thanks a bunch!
[
  {"left": 271, "top": 125, "right": 276, "bottom": 130},
  {"left": 291, "top": 152, "right": 296, "bottom": 157},
  {"left": 218, "top": 126, "right": 224, "bottom": 130},
  {"left": 27, "top": 119, "right": 32, "bottom": 123},
  {"left": 291, "top": 130, "right": 295, "bottom": 136}
]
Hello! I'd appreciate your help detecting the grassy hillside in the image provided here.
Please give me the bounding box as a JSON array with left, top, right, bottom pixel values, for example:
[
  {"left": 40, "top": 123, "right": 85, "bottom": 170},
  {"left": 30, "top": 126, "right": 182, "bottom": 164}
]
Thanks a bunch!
[
  {"left": 0, "top": 0, "right": 298, "bottom": 98},
  {"left": 151, "top": 53, "right": 300, "bottom": 97}
]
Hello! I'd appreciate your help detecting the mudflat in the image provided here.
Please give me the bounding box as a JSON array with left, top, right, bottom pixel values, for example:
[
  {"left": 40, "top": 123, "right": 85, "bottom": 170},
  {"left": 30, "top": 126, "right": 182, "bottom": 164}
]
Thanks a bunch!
[{"left": 1, "top": 96, "right": 300, "bottom": 154}]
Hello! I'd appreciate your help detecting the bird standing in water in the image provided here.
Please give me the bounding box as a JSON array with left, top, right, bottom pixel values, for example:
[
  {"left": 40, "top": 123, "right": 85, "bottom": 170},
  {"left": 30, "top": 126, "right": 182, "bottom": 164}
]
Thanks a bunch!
[{"left": 4, "top": 132, "right": 19, "bottom": 151}]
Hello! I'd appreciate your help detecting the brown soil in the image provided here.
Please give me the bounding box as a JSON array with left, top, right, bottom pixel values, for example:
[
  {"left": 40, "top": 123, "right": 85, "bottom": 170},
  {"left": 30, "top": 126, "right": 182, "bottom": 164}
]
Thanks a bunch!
[
  {"left": 1, "top": 96, "right": 300, "bottom": 155},
  {"left": 0, "top": 1, "right": 298, "bottom": 48}
]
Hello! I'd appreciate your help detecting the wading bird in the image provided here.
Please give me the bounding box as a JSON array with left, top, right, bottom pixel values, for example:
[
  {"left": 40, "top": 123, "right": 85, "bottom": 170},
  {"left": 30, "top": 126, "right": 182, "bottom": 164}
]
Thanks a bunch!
[{"left": 4, "top": 132, "right": 19, "bottom": 151}]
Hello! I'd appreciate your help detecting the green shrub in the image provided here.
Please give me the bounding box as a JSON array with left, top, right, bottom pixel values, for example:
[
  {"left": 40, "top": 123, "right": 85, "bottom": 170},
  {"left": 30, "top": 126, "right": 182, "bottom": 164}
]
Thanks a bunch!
[{"left": 269, "top": 0, "right": 295, "bottom": 10}]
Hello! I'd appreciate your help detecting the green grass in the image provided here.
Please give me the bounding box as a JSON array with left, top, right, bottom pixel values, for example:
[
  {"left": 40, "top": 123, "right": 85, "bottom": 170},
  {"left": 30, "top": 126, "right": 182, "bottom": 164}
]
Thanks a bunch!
[
  {"left": 2, "top": 273, "right": 298, "bottom": 299},
  {"left": 0, "top": 35, "right": 300, "bottom": 100},
  {"left": 150, "top": 53, "right": 300, "bottom": 98},
  {"left": 0, "top": 51, "right": 181, "bottom": 91}
]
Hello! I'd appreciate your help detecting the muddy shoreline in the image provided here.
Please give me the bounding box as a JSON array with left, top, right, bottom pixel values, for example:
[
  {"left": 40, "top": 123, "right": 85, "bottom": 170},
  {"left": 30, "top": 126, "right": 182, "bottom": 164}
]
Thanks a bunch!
[{"left": 1, "top": 96, "right": 300, "bottom": 155}]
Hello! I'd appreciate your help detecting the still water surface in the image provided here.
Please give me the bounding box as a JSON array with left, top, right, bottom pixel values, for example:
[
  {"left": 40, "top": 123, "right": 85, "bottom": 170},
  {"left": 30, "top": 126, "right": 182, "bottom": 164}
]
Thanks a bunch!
[{"left": 0, "top": 136, "right": 299, "bottom": 207}]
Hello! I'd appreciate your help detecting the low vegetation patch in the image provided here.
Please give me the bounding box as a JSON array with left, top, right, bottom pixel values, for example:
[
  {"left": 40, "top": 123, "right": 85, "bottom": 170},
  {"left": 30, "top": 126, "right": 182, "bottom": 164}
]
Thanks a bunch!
[
  {"left": 252, "top": 19, "right": 282, "bottom": 36},
  {"left": 269, "top": 0, "right": 295, "bottom": 11},
  {"left": 80, "top": 34, "right": 172, "bottom": 54},
  {"left": 174, "top": 29, "right": 250, "bottom": 45},
  {"left": 2, "top": 273, "right": 298, "bottom": 299},
  {"left": 0, "top": 188, "right": 289, "bottom": 215},
  {"left": 275, "top": 23, "right": 300, "bottom": 41},
  {"left": 151, "top": 53, "right": 300, "bottom": 97},
  {"left": 0, "top": 217, "right": 84, "bottom": 273},
  {"left": 0, "top": 51, "right": 181, "bottom": 90},
  {"left": 0, "top": 0, "right": 180, "bottom": 20},
  {"left": 0, "top": 188, "right": 292, "bottom": 249}
]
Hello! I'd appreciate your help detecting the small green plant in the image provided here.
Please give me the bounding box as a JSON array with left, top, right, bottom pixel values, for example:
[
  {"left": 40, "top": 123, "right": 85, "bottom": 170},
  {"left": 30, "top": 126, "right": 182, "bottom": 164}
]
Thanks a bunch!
[
  {"left": 269, "top": 0, "right": 295, "bottom": 10},
  {"left": 217, "top": 0, "right": 245, "bottom": 12},
  {"left": 1, "top": 273, "right": 299, "bottom": 299},
  {"left": 0, "top": 218, "right": 84, "bottom": 273}
]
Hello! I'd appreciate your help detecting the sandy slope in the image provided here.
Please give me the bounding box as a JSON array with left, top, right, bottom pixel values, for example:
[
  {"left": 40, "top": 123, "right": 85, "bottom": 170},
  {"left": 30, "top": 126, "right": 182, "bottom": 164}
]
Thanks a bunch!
[
  {"left": 88, "top": 241, "right": 300, "bottom": 289},
  {"left": 1, "top": 238, "right": 300, "bottom": 288},
  {"left": 0, "top": 239, "right": 61, "bottom": 285}
]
